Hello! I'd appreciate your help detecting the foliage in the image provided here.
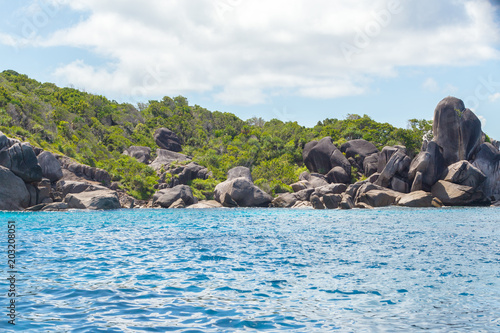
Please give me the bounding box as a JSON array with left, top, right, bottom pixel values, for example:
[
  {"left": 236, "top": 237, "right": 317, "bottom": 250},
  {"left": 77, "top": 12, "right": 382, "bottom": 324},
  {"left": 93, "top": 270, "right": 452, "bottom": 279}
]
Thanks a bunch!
[{"left": 0, "top": 70, "right": 445, "bottom": 199}]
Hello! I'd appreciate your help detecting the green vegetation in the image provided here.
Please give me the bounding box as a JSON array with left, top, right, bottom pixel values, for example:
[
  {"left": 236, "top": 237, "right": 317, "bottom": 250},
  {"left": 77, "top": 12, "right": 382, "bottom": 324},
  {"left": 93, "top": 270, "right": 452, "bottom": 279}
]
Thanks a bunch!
[{"left": 0, "top": 70, "right": 434, "bottom": 200}]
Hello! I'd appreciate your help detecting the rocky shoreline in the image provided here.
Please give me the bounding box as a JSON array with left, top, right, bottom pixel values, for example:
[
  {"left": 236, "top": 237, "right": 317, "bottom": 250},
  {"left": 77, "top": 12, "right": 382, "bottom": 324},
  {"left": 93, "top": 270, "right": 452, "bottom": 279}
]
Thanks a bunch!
[{"left": 1, "top": 96, "right": 499, "bottom": 211}]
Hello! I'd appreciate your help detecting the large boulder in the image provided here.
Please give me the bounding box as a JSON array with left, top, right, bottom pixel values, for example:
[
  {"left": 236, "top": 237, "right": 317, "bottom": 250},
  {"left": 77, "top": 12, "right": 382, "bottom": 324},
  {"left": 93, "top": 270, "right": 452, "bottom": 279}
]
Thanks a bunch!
[
  {"left": 64, "top": 189, "right": 121, "bottom": 210},
  {"left": 378, "top": 146, "right": 406, "bottom": 173},
  {"left": 0, "top": 143, "right": 42, "bottom": 183},
  {"left": 57, "top": 180, "right": 108, "bottom": 198},
  {"left": 408, "top": 141, "right": 446, "bottom": 191},
  {"left": 303, "top": 137, "right": 350, "bottom": 175},
  {"left": 325, "top": 166, "right": 350, "bottom": 184},
  {"left": 153, "top": 185, "right": 196, "bottom": 208},
  {"left": 228, "top": 166, "right": 253, "bottom": 182},
  {"left": 441, "top": 160, "right": 486, "bottom": 189},
  {"left": 397, "top": 191, "right": 442, "bottom": 208},
  {"left": 58, "top": 156, "right": 112, "bottom": 185},
  {"left": 433, "top": 97, "right": 482, "bottom": 166},
  {"left": 299, "top": 172, "right": 329, "bottom": 188},
  {"left": 340, "top": 139, "right": 379, "bottom": 173},
  {"left": 431, "top": 180, "right": 489, "bottom": 206},
  {"left": 37, "top": 151, "right": 63, "bottom": 182},
  {"left": 149, "top": 149, "right": 190, "bottom": 172},
  {"left": 271, "top": 192, "right": 297, "bottom": 208},
  {"left": 356, "top": 189, "right": 400, "bottom": 207},
  {"left": 154, "top": 128, "right": 182, "bottom": 152},
  {"left": 187, "top": 200, "right": 223, "bottom": 209},
  {"left": 214, "top": 167, "right": 272, "bottom": 207},
  {"left": 0, "top": 166, "right": 30, "bottom": 210},
  {"left": 472, "top": 143, "right": 500, "bottom": 197},
  {"left": 123, "top": 146, "right": 151, "bottom": 164},
  {"left": 375, "top": 150, "right": 411, "bottom": 192},
  {"left": 363, "top": 153, "right": 379, "bottom": 177},
  {"left": 169, "top": 162, "right": 210, "bottom": 186}
]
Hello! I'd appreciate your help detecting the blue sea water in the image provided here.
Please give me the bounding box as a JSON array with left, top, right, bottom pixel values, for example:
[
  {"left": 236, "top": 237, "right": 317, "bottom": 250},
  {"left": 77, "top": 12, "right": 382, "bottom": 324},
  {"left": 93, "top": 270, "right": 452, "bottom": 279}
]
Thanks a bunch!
[{"left": 0, "top": 207, "right": 499, "bottom": 332}]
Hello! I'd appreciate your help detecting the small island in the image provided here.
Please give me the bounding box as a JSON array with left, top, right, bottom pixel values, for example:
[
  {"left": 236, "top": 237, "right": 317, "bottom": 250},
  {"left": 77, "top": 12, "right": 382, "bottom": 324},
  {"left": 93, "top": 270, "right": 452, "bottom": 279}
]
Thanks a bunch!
[{"left": 0, "top": 71, "right": 499, "bottom": 211}]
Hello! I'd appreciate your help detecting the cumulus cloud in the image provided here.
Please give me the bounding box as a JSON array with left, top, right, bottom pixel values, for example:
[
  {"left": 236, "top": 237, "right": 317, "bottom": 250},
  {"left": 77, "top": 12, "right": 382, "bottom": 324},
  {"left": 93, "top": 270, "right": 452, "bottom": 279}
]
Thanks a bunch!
[
  {"left": 489, "top": 92, "right": 500, "bottom": 102},
  {"left": 3, "top": 0, "right": 500, "bottom": 104},
  {"left": 423, "top": 78, "right": 439, "bottom": 92}
]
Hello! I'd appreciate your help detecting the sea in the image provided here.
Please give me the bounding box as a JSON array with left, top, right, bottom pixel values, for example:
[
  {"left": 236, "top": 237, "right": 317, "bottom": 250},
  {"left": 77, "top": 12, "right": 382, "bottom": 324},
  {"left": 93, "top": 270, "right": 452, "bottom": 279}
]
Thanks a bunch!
[{"left": 0, "top": 207, "right": 499, "bottom": 332}]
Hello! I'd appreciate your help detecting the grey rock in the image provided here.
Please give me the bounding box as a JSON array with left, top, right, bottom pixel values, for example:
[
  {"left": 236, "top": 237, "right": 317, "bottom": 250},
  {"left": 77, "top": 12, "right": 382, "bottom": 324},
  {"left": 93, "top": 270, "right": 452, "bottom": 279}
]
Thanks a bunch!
[
  {"left": 410, "top": 171, "right": 424, "bottom": 192},
  {"left": 433, "top": 97, "right": 482, "bottom": 166},
  {"left": 291, "top": 180, "right": 310, "bottom": 192},
  {"left": 375, "top": 150, "right": 411, "bottom": 190},
  {"left": 363, "top": 153, "right": 379, "bottom": 177},
  {"left": 154, "top": 128, "right": 182, "bottom": 152},
  {"left": 57, "top": 180, "right": 108, "bottom": 198},
  {"left": 123, "top": 146, "right": 151, "bottom": 164},
  {"left": 408, "top": 141, "right": 446, "bottom": 190},
  {"left": 169, "top": 198, "right": 186, "bottom": 208},
  {"left": 323, "top": 193, "right": 342, "bottom": 209},
  {"left": 442, "top": 160, "right": 486, "bottom": 189},
  {"left": 294, "top": 188, "right": 315, "bottom": 201},
  {"left": 37, "top": 151, "right": 63, "bottom": 182},
  {"left": 0, "top": 166, "right": 30, "bottom": 210},
  {"left": 187, "top": 200, "right": 224, "bottom": 209},
  {"left": 340, "top": 139, "right": 379, "bottom": 173},
  {"left": 227, "top": 166, "right": 253, "bottom": 182},
  {"left": 149, "top": 149, "right": 190, "bottom": 172},
  {"left": 339, "top": 193, "right": 354, "bottom": 209},
  {"left": 314, "top": 183, "right": 348, "bottom": 196},
  {"left": 391, "top": 176, "right": 410, "bottom": 194},
  {"left": 356, "top": 187, "right": 401, "bottom": 207},
  {"left": 326, "top": 166, "right": 351, "bottom": 184},
  {"left": 472, "top": 143, "right": 500, "bottom": 197},
  {"left": 300, "top": 172, "right": 329, "bottom": 188},
  {"left": 291, "top": 200, "right": 313, "bottom": 209},
  {"left": 303, "top": 137, "right": 351, "bottom": 175},
  {"left": 214, "top": 177, "right": 272, "bottom": 208},
  {"left": 272, "top": 192, "right": 297, "bottom": 208},
  {"left": 64, "top": 190, "right": 121, "bottom": 210},
  {"left": 153, "top": 185, "right": 195, "bottom": 208},
  {"left": 431, "top": 180, "right": 489, "bottom": 206},
  {"left": 397, "top": 191, "right": 442, "bottom": 207},
  {"left": 41, "top": 202, "right": 69, "bottom": 211},
  {"left": 0, "top": 143, "right": 42, "bottom": 183},
  {"left": 310, "top": 193, "right": 325, "bottom": 209}
]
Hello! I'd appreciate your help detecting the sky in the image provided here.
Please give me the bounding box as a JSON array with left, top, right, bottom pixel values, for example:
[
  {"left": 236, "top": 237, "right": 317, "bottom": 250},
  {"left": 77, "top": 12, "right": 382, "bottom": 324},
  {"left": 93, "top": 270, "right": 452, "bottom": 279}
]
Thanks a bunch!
[{"left": 1, "top": 0, "right": 500, "bottom": 137}]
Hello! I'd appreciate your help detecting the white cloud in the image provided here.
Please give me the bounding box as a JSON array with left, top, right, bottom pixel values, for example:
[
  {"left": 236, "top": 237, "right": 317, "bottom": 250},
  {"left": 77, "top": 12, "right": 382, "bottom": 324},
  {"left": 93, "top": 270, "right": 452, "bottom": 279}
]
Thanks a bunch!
[
  {"left": 477, "top": 115, "right": 487, "bottom": 127},
  {"left": 423, "top": 78, "right": 439, "bottom": 92},
  {"left": 3, "top": 0, "right": 500, "bottom": 104},
  {"left": 489, "top": 92, "right": 500, "bottom": 102}
]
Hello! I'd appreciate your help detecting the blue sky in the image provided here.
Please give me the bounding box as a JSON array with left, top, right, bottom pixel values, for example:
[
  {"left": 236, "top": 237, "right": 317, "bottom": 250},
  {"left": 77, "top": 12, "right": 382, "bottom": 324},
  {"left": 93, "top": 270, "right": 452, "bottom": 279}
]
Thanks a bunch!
[{"left": 1, "top": 0, "right": 500, "bottom": 137}]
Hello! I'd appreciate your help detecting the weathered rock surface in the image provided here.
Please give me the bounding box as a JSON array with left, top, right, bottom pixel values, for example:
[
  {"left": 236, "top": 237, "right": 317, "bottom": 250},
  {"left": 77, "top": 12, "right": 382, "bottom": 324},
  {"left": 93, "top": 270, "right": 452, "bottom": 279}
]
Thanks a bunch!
[
  {"left": 0, "top": 143, "right": 42, "bottom": 183},
  {"left": 123, "top": 146, "right": 151, "bottom": 164},
  {"left": 294, "top": 188, "right": 315, "bottom": 202},
  {"left": 375, "top": 150, "right": 411, "bottom": 192},
  {"left": 0, "top": 166, "right": 30, "bottom": 210},
  {"left": 431, "top": 180, "right": 489, "bottom": 206},
  {"left": 168, "top": 162, "right": 210, "bottom": 186},
  {"left": 323, "top": 193, "right": 342, "bottom": 209},
  {"left": 314, "top": 183, "right": 348, "bottom": 196},
  {"left": 271, "top": 192, "right": 297, "bottom": 208},
  {"left": 291, "top": 180, "right": 311, "bottom": 192},
  {"left": 441, "top": 160, "right": 486, "bottom": 189},
  {"left": 433, "top": 97, "right": 482, "bottom": 166},
  {"left": 37, "top": 151, "right": 63, "bottom": 182},
  {"left": 310, "top": 193, "right": 325, "bottom": 209},
  {"left": 169, "top": 198, "right": 186, "bottom": 208},
  {"left": 154, "top": 128, "right": 182, "bottom": 152},
  {"left": 187, "top": 200, "right": 224, "bottom": 209},
  {"left": 214, "top": 177, "right": 272, "bottom": 208},
  {"left": 153, "top": 185, "right": 195, "bottom": 208},
  {"left": 397, "top": 191, "right": 442, "bottom": 208},
  {"left": 363, "top": 153, "right": 379, "bottom": 177},
  {"left": 149, "top": 149, "right": 190, "bottom": 172},
  {"left": 326, "top": 166, "right": 351, "bottom": 184},
  {"left": 378, "top": 146, "right": 406, "bottom": 173},
  {"left": 64, "top": 189, "right": 121, "bottom": 210},
  {"left": 227, "top": 166, "right": 253, "bottom": 182},
  {"left": 472, "top": 143, "right": 500, "bottom": 197},
  {"left": 299, "top": 172, "right": 329, "bottom": 188},
  {"left": 58, "top": 156, "right": 112, "bottom": 185},
  {"left": 303, "top": 137, "right": 350, "bottom": 175},
  {"left": 408, "top": 141, "right": 446, "bottom": 191},
  {"left": 339, "top": 193, "right": 355, "bottom": 209},
  {"left": 57, "top": 180, "right": 108, "bottom": 198},
  {"left": 340, "top": 139, "right": 379, "bottom": 174},
  {"left": 291, "top": 200, "right": 313, "bottom": 209},
  {"left": 41, "top": 202, "right": 69, "bottom": 211}
]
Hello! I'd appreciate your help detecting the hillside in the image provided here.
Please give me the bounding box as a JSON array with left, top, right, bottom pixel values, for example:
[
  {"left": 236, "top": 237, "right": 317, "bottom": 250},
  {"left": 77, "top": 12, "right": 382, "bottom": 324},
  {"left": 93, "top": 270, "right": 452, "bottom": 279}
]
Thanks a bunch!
[{"left": 0, "top": 70, "right": 432, "bottom": 200}]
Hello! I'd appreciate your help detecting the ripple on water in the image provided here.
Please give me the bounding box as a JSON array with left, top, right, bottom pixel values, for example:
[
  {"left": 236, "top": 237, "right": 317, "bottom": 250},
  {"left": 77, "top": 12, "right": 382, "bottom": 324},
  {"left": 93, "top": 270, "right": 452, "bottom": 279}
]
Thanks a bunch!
[{"left": 1, "top": 207, "right": 499, "bottom": 332}]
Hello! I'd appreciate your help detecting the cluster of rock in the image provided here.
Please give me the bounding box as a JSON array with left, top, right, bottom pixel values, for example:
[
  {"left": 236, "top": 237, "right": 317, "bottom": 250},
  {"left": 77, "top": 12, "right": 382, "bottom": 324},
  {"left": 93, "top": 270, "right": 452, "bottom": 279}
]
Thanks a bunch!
[
  {"left": 0, "top": 130, "right": 134, "bottom": 211},
  {"left": 272, "top": 97, "right": 500, "bottom": 209}
]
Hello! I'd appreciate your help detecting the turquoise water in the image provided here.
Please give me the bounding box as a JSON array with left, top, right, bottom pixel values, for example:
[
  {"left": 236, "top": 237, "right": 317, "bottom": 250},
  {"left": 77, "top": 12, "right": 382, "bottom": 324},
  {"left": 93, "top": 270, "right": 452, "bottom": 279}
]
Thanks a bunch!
[{"left": 1, "top": 208, "right": 499, "bottom": 332}]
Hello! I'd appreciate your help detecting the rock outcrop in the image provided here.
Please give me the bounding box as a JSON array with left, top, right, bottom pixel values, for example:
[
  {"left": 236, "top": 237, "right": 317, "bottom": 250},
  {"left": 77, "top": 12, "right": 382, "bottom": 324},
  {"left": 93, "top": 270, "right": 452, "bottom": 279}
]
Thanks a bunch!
[
  {"left": 0, "top": 143, "right": 42, "bottom": 183},
  {"left": 431, "top": 180, "right": 489, "bottom": 206},
  {"left": 123, "top": 146, "right": 151, "bottom": 164},
  {"left": 153, "top": 185, "right": 196, "bottom": 208},
  {"left": 433, "top": 97, "right": 482, "bottom": 166},
  {"left": 0, "top": 166, "right": 30, "bottom": 210},
  {"left": 214, "top": 167, "right": 272, "bottom": 207},
  {"left": 64, "top": 189, "right": 121, "bottom": 210},
  {"left": 154, "top": 128, "right": 182, "bottom": 152},
  {"left": 340, "top": 139, "right": 379, "bottom": 174},
  {"left": 149, "top": 149, "right": 190, "bottom": 172},
  {"left": 37, "top": 151, "right": 63, "bottom": 182},
  {"left": 303, "top": 137, "right": 350, "bottom": 175},
  {"left": 472, "top": 143, "right": 500, "bottom": 198}
]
